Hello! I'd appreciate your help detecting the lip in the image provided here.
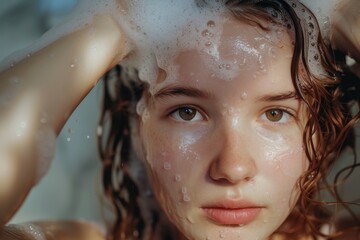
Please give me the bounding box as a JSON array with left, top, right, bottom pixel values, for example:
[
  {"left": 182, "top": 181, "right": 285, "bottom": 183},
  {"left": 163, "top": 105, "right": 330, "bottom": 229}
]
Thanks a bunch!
[{"left": 202, "top": 200, "right": 263, "bottom": 226}]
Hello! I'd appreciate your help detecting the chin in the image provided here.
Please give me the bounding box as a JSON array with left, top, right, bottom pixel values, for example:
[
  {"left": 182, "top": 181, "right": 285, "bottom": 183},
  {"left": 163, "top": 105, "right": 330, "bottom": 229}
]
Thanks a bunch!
[{"left": 173, "top": 218, "right": 276, "bottom": 240}]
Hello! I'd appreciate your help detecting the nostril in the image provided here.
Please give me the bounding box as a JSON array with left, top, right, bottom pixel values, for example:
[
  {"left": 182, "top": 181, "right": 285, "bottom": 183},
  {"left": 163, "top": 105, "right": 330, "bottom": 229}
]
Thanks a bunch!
[
  {"left": 209, "top": 176, "right": 235, "bottom": 185},
  {"left": 244, "top": 176, "right": 252, "bottom": 182}
]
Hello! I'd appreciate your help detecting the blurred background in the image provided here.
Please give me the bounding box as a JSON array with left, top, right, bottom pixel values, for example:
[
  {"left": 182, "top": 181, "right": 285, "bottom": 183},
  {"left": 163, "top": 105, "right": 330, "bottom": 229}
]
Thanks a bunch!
[
  {"left": 0, "top": 0, "right": 104, "bottom": 224},
  {"left": 0, "top": 0, "right": 359, "bottom": 228}
]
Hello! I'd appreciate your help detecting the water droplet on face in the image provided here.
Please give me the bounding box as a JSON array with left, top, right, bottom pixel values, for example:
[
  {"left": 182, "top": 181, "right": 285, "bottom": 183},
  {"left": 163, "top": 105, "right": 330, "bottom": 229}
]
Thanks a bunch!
[
  {"left": 258, "top": 55, "right": 264, "bottom": 65},
  {"left": 67, "top": 128, "right": 73, "bottom": 134},
  {"left": 70, "top": 64, "right": 75, "bottom": 68},
  {"left": 163, "top": 162, "right": 171, "bottom": 170},
  {"left": 207, "top": 20, "right": 215, "bottom": 28},
  {"left": 67, "top": 137, "right": 71, "bottom": 142},
  {"left": 181, "top": 186, "right": 187, "bottom": 194},
  {"left": 292, "top": 3, "right": 297, "bottom": 8},
  {"left": 314, "top": 54, "right": 319, "bottom": 61},
  {"left": 219, "top": 231, "right": 226, "bottom": 238},
  {"left": 241, "top": 92, "right": 248, "bottom": 100},
  {"left": 175, "top": 174, "right": 182, "bottom": 182},
  {"left": 183, "top": 194, "right": 191, "bottom": 202},
  {"left": 201, "top": 29, "right": 211, "bottom": 37},
  {"left": 205, "top": 41, "right": 212, "bottom": 47},
  {"left": 86, "top": 135, "right": 90, "bottom": 139}
]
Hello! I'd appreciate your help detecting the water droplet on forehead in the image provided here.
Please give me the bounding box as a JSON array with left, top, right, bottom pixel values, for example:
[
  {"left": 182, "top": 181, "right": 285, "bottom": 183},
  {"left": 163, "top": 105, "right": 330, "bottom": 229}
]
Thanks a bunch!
[
  {"left": 207, "top": 20, "right": 215, "bottom": 28},
  {"left": 205, "top": 41, "right": 212, "bottom": 47},
  {"left": 201, "top": 29, "right": 211, "bottom": 37}
]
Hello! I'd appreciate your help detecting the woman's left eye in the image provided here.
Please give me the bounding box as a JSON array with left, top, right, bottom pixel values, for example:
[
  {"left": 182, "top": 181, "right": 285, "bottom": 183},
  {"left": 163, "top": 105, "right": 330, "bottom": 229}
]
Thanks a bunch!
[
  {"left": 170, "top": 106, "right": 204, "bottom": 122},
  {"left": 260, "top": 108, "right": 292, "bottom": 124}
]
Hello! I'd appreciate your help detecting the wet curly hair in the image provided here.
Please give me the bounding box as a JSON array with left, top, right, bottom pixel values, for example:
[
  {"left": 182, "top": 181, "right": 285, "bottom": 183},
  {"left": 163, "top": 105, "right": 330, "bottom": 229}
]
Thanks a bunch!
[{"left": 98, "top": 0, "right": 360, "bottom": 239}]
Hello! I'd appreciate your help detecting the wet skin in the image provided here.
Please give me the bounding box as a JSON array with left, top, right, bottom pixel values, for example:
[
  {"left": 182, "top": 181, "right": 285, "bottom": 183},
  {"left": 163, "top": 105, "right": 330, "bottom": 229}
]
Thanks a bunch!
[{"left": 138, "top": 17, "right": 308, "bottom": 240}]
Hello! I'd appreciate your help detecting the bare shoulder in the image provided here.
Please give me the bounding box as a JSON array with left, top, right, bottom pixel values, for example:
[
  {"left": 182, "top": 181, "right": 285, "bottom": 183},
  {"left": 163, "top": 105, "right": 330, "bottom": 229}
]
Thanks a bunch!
[{"left": 0, "top": 220, "right": 106, "bottom": 240}]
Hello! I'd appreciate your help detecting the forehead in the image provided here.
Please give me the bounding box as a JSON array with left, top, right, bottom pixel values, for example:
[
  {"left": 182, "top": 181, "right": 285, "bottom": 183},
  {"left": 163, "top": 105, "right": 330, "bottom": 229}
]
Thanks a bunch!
[
  {"left": 147, "top": 15, "right": 295, "bottom": 97},
  {"left": 144, "top": 18, "right": 297, "bottom": 104},
  {"left": 169, "top": 18, "right": 293, "bottom": 86}
]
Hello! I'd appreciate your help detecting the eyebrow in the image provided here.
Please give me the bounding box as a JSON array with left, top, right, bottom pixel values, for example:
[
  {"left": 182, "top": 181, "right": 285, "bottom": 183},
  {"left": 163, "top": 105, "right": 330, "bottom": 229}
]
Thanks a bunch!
[
  {"left": 257, "top": 91, "right": 299, "bottom": 102},
  {"left": 154, "top": 86, "right": 214, "bottom": 99},
  {"left": 154, "top": 86, "right": 298, "bottom": 102}
]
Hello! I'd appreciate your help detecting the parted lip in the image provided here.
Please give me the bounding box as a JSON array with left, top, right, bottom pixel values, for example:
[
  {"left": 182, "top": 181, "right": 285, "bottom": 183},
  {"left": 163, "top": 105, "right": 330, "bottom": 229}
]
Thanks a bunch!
[
  {"left": 201, "top": 199, "right": 264, "bottom": 225},
  {"left": 202, "top": 199, "right": 263, "bottom": 209}
]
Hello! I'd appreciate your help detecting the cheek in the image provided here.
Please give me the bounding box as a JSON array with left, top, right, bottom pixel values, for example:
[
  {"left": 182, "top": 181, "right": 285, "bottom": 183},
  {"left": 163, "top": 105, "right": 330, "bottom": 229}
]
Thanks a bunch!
[
  {"left": 262, "top": 144, "right": 306, "bottom": 179},
  {"left": 254, "top": 127, "right": 306, "bottom": 195},
  {"left": 255, "top": 126, "right": 306, "bottom": 176},
  {"left": 140, "top": 120, "right": 206, "bottom": 201}
]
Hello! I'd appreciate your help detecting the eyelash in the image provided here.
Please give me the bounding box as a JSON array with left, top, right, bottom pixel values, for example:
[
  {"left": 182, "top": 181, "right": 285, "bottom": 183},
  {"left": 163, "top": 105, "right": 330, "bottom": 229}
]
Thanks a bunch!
[
  {"left": 169, "top": 105, "right": 205, "bottom": 122},
  {"left": 259, "top": 107, "right": 295, "bottom": 125}
]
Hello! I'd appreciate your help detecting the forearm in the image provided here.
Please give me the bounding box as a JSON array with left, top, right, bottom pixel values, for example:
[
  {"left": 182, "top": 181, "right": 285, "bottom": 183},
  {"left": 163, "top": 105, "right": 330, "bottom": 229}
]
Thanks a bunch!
[
  {"left": 0, "top": 15, "right": 126, "bottom": 132},
  {"left": 0, "top": 14, "right": 127, "bottom": 225},
  {"left": 0, "top": 221, "right": 106, "bottom": 240}
]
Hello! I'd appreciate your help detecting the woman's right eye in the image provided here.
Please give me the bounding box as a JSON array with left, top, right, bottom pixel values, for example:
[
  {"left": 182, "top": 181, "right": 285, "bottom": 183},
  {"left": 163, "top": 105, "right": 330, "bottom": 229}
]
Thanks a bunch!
[{"left": 170, "top": 106, "right": 204, "bottom": 122}]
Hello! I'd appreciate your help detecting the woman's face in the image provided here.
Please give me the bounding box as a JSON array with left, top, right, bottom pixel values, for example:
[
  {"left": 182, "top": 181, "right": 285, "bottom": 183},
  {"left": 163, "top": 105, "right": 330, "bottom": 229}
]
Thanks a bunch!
[{"left": 139, "top": 18, "right": 307, "bottom": 240}]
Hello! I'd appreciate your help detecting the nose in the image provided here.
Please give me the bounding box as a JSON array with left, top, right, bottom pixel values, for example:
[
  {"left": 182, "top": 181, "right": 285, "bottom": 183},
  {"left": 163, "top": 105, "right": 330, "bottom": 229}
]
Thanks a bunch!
[{"left": 209, "top": 123, "right": 257, "bottom": 184}]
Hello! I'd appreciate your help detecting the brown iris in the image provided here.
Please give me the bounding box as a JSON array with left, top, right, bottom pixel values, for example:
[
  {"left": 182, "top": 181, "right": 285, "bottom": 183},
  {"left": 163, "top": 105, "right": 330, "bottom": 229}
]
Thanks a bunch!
[
  {"left": 178, "top": 107, "right": 197, "bottom": 121},
  {"left": 265, "top": 109, "right": 283, "bottom": 122}
]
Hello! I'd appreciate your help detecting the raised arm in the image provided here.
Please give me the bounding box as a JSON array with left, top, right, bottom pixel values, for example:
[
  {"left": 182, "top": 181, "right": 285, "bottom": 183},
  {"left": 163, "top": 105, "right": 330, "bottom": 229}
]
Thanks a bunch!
[{"left": 0, "top": 14, "right": 127, "bottom": 225}]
